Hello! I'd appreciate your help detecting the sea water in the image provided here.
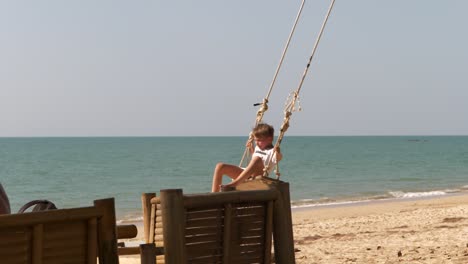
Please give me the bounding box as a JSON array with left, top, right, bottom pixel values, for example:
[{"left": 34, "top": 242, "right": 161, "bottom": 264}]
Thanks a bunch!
[{"left": 1, "top": 136, "right": 467, "bottom": 221}]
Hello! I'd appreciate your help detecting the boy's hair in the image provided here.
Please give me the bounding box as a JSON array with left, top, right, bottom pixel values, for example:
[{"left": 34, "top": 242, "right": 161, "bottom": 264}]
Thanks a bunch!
[{"left": 252, "top": 123, "right": 274, "bottom": 138}]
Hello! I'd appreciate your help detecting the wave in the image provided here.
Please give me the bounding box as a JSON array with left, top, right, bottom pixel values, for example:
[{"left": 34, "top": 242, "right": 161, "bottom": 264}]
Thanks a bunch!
[
  {"left": 291, "top": 187, "right": 467, "bottom": 209},
  {"left": 116, "top": 215, "right": 144, "bottom": 224}
]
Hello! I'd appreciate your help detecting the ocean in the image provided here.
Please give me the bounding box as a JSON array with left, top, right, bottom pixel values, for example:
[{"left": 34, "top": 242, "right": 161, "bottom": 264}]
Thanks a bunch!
[{"left": 1, "top": 136, "right": 467, "bottom": 222}]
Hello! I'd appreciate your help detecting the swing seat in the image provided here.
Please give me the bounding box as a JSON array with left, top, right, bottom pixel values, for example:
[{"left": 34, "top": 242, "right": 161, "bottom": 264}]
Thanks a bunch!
[{"left": 236, "top": 176, "right": 282, "bottom": 191}]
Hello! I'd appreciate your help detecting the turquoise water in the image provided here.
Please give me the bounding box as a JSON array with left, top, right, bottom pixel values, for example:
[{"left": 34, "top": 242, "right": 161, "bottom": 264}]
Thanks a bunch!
[{"left": 1, "top": 136, "right": 467, "bottom": 220}]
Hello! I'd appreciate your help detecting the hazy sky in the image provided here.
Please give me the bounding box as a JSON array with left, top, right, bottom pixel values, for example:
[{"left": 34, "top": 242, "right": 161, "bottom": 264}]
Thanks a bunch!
[{"left": 1, "top": 1, "right": 467, "bottom": 137}]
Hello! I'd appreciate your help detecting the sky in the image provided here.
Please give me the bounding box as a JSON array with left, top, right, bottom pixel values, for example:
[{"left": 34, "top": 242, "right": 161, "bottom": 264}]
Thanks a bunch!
[{"left": 1, "top": 1, "right": 467, "bottom": 137}]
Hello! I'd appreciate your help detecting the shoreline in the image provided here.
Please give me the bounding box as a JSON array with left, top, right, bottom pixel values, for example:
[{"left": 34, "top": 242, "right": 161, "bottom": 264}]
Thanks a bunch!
[
  {"left": 292, "top": 190, "right": 468, "bottom": 212},
  {"left": 119, "top": 192, "right": 468, "bottom": 263},
  {"left": 116, "top": 189, "right": 468, "bottom": 223}
]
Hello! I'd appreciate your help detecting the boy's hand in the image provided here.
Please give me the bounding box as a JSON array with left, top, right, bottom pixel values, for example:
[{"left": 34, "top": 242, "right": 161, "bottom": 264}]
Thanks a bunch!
[{"left": 274, "top": 146, "right": 283, "bottom": 162}]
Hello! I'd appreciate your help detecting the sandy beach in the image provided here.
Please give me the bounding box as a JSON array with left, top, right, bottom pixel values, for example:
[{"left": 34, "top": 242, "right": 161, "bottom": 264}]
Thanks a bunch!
[{"left": 120, "top": 193, "right": 468, "bottom": 264}]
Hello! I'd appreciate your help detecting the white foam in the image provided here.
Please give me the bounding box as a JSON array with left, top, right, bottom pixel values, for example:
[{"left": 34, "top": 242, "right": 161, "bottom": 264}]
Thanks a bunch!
[
  {"left": 389, "top": 190, "right": 446, "bottom": 199},
  {"left": 116, "top": 216, "right": 144, "bottom": 224},
  {"left": 292, "top": 199, "right": 375, "bottom": 209}
]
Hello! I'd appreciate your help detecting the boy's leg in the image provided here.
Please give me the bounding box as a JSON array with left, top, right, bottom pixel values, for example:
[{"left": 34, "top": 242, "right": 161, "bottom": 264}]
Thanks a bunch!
[
  {"left": 216, "top": 157, "right": 265, "bottom": 191},
  {"left": 211, "top": 163, "right": 244, "bottom": 192}
]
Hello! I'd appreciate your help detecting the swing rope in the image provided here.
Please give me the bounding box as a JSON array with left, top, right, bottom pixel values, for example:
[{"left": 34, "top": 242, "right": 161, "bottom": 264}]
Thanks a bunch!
[
  {"left": 265, "top": 0, "right": 337, "bottom": 179},
  {"left": 240, "top": 0, "right": 306, "bottom": 167}
]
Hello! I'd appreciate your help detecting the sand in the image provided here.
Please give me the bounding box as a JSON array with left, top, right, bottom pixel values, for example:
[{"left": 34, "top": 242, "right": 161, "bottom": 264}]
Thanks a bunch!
[{"left": 120, "top": 193, "right": 468, "bottom": 264}]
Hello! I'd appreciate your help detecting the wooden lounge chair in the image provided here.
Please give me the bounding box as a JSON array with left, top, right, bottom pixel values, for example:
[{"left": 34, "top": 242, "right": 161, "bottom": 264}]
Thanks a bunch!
[
  {"left": 0, "top": 198, "right": 119, "bottom": 264},
  {"left": 140, "top": 180, "right": 295, "bottom": 264}
]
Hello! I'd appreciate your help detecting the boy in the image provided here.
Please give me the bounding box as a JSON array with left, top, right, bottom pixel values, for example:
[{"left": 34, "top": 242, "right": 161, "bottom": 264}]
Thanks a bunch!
[{"left": 211, "top": 123, "right": 282, "bottom": 192}]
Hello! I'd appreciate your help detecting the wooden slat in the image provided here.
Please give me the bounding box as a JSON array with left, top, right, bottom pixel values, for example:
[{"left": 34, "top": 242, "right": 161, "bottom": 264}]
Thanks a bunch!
[
  {"left": 43, "top": 238, "right": 87, "bottom": 250},
  {"left": 186, "top": 241, "right": 223, "bottom": 258},
  {"left": 43, "top": 221, "right": 87, "bottom": 240},
  {"left": 2, "top": 256, "right": 30, "bottom": 264},
  {"left": 235, "top": 215, "right": 266, "bottom": 224},
  {"left": 186, "top": 208, "right": 223, "bottom": 220},
  {"left": 156, "top": 254, "right": 165, "bottom": 263},
  {"left": 184, "top": 226, "right": 222, "bottom": 236},
  {"left": 185, "top": 217, "right": 223, "bottom": 229},
  {"left": 239, "top": 236, "right": 264, "bottom": 245},
  {"left": 154, "top": 234, "right": 164, "bottom": 241},
  {"left": 0, "top": 228, "right": 30, "bottom": 264},
  {"left": 231, "top": 244, "right": 264, "bottom": 260},
  {"left": 188, "top": 255, "right": 222, "bottom": 264},
  {"left": 155, "top": 241, "right": 164, "bottom": 247},
  {"left": 155, "top": 216, "right": 163, "bottom": 226},
  {"left": 0, "top": 232, "right": 31, "bottom": 253},
  {"left": 32, "top": 224, "right": 43, "bottom": 264},
  {"left": 185, "top": 233, "right": 222, "bottom": 244},
  {"left": 154, "top": 228, "right": 163, "bottom": 235},
  {"left": 0, "top": 245, "right": 30, "bottom": 256},
  {"left": 43, "top": 248, "right": 86, "bottom": 262},
  {"left": 87, "top": 218, "right": 98, "bottom": 264},
  {"left": 231, "top": 256, "right": 262, "bottom": 264},
  {"left": 237, "top": 229, "right": 264, "bottom": 237},
  {"left": 238, "top": 224, "right": 265, "bottom": 234},
  {"left": 233, "top": 205, "right": 265, "bottom": 216},
  {"left": 238, "top": 244, "right": 264, "bottom": 253}
]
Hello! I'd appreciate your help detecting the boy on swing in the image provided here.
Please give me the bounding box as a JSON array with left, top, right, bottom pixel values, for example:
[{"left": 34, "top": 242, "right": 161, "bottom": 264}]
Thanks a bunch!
[{"left": 211, "top": 123, "right": 282, "bottom": 192}]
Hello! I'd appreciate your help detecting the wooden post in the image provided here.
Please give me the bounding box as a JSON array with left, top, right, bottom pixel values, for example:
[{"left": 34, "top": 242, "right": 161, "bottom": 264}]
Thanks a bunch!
[
  {"left": 140, "top": 243, "right": 157, "bottom": 264},
  {"left": 94, "top": 198, "right": 119, "bottom": 264},
  {"left": 272, "top": 181, "right": 295, "bottom": 264},
  {"left": 141, "top": 193, "right": 156, "bottom": 243},
  {"left": 160, "top": 189, "right": 187, "bottom": 264}
]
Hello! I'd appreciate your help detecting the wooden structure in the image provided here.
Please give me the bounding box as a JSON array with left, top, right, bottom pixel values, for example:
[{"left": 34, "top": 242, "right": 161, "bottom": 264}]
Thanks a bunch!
[
  {"left": 116, "top": 224, "right": 139, "bottom": 255},
  {"left": 140, "top": 180, "right": 295, "bottom": 264},
  {"left": 0, "top": 198, "right": 119, "bottom": 264}
]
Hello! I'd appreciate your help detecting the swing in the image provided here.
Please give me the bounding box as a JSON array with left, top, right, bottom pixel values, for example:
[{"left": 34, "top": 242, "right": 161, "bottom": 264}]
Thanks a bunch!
[{"left": 240, "top": 0, "right": 336, "bottom": 180}]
